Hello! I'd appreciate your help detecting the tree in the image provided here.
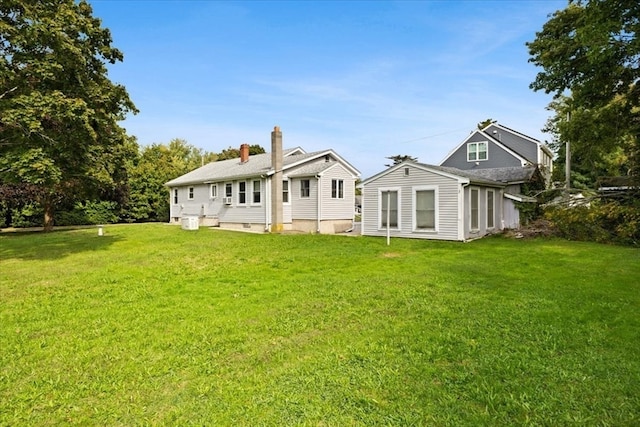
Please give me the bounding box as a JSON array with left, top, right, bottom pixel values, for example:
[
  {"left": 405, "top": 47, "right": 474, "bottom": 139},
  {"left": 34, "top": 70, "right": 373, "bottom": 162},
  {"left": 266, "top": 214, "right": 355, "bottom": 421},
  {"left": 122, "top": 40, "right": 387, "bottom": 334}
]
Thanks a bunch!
[
  {"left": 477, "top": 118, "right": 497, "bottom": 130},
  {"left": 385, "top": 154, "right": 417, "bottom": 167},
  {"left": 0, "top": 0, "right": 137, "bottom": 230},
  {"left": 216, "top": 144, "right": 266, "bottom": 161},
  {"left": 527, "top": 0, "right": 640, "bottom": 182},
  {"left": 126, "top": 139, "right": 216, "bottom": 222}
]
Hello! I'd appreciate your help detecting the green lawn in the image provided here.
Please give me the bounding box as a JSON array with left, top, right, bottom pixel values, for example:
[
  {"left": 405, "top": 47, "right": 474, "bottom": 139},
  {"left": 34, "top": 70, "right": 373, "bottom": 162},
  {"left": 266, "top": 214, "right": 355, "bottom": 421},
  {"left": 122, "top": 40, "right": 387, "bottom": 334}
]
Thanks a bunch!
[{"left": 1, "top": 224, "right": 639, "bottom": 425}]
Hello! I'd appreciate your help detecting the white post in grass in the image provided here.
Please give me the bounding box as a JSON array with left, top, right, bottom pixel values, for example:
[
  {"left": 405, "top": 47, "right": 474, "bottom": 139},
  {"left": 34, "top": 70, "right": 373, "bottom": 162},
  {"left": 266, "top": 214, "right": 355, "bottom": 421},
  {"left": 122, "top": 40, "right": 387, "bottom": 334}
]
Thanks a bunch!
[
  {"left": 98, "top": 225, "right": 103, "bottom": 236},
  {"left": 386, "top": 191, "right": 391, "bottom": 246}
]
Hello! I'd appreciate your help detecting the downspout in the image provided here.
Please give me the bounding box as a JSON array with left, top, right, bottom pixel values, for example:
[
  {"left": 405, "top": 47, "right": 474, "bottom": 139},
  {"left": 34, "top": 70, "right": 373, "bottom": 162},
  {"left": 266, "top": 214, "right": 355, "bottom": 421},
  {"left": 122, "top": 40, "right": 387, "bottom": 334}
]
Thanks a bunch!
[{"left": 316, "top": 174, "right": 322, "bottom": 233}]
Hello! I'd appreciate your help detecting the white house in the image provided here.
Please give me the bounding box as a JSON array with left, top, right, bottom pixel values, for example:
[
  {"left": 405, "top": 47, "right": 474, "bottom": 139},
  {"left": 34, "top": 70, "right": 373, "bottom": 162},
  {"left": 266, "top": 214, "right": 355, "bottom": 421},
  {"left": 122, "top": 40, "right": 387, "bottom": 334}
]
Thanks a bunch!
[
  {"left": 360, "top": 123, "right": 552, "bottom": 241},
  {"left": 165, "top": 127, "right": 360, "bottom": 234}
]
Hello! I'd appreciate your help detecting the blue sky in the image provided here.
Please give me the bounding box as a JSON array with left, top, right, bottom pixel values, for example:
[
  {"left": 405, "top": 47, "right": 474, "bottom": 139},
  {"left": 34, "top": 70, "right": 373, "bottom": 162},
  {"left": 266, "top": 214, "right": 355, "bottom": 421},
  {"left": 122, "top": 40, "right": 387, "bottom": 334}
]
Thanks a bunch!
[{"left": 90, "top": 0, "right": 566, "bottom": 178}]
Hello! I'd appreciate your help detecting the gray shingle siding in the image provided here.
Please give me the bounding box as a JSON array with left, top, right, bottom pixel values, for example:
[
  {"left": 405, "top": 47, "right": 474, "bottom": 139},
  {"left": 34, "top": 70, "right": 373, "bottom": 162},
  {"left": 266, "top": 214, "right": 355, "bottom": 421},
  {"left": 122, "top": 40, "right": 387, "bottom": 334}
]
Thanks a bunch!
[
  {"left": 484, "top": 124, "right": 538, "bottom": 163},
  {"left": 440, "top": 132, "right": 523, "bottom": 170}
]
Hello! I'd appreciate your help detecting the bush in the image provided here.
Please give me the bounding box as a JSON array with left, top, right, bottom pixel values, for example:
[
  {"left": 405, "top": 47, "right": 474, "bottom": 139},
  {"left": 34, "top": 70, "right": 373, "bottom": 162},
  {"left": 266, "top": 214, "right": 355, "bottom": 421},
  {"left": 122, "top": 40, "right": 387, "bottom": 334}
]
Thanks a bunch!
[
  {"left": 56, "top": 200, "right": 119, "bottom": 226},
  {"left": 544, "top": 199, "right": 640, "bottom": 245}
]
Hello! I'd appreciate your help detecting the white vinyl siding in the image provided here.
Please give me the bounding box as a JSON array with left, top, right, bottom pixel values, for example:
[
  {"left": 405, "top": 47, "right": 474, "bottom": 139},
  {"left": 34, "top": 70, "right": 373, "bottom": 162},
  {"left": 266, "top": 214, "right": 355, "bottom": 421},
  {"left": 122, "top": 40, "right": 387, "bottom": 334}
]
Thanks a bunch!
[{"left": 361, "top": 164, "right": 461, "bottom": 241}]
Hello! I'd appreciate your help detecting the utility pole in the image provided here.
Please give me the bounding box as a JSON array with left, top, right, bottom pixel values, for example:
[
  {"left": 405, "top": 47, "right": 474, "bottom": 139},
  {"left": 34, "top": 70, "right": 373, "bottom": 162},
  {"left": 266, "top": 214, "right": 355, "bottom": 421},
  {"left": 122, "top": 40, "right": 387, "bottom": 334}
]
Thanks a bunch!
[{"left": 566, "top": 111, "right": 571, "bottom": 196}]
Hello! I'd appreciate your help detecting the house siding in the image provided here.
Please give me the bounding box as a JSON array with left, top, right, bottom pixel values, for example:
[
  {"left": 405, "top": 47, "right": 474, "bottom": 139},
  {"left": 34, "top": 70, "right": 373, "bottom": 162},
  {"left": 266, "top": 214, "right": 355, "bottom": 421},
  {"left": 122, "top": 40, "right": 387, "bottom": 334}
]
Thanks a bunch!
[
  {"left": 362, "top": 165, "right": 462, "bottom": 241},
  {"left": 441, "top": 132, "right": 523, "bottom": 170},
  {"left": 291, "top": 177, "right": 318, "bottom": 220},
  {"left": 319, "top": 164, "right": 356, "bottom": 220},
  {"left": 484, "top": 124, "right": 537, "bottom": 163}
]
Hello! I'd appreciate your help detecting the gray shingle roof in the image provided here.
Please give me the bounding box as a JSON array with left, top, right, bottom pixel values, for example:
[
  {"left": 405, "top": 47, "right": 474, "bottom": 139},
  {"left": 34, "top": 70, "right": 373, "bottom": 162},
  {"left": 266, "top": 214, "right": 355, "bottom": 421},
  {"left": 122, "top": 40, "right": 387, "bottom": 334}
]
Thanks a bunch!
[
  {"left": 165, "top": 148, "right": 345, "bottom": 186},
  {"left": 456, "top": 166, "right": 537, "bottom": 183}
]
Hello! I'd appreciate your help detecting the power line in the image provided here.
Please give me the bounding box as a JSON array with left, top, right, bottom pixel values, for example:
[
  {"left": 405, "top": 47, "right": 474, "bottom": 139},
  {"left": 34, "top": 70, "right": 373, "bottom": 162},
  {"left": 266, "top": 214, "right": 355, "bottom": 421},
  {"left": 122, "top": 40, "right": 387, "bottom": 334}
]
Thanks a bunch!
[{"left": 397, "top": 127, "right": 469, "bottom": 144}]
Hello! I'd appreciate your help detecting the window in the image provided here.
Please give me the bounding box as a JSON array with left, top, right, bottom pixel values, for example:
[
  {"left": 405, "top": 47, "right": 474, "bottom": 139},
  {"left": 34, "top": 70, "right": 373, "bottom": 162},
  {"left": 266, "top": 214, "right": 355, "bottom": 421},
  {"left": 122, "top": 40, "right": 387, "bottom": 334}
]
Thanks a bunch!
[
  {"left": 282, "top": 180, "right": 289, "bottom": 203},
  {"left": 470, "top": 188, "right": 479, "bottom": 230},
  {"left": 380, "top": 190, "right": 399, "bottom": 228},
  {"left": 331, "top": 179, "right": 344, "bottom": 199},
  {"left": 300, "top": 179, "right": 310, "bottom": 198},
  {"left": 487, "top": 189, "right": 495, "bottom": 229},
  {"left": 225, "top": 183, "right": 232, "bottom": 197},
  {"left": 415, "top": 188, "right": 436, "bottom": 230},
  {"left": 468, "top": 141, "right": 488, "bottom": 161},
  {"left": 238, "top": 181, "right": 246, "bottom": 204},
  {"left": 188, "top": 187, "right": 194, "bottom": 200},
  {"left": 173, "top": 189, "right": 178, "bottom": 204},
  {"left": 210, "top": 184, "right": 217, "bottom": 199},
  {"left": 252, "top": 180, "right": 261, "bottom": 204}
]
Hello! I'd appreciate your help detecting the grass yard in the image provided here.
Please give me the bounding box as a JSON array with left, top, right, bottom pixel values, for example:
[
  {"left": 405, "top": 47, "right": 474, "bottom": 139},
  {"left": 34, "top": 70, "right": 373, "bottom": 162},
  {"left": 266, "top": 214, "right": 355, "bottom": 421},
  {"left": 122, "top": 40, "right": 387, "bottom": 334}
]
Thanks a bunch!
[{"left": 1, "top": 224, "right": 639, "bottom": 425}]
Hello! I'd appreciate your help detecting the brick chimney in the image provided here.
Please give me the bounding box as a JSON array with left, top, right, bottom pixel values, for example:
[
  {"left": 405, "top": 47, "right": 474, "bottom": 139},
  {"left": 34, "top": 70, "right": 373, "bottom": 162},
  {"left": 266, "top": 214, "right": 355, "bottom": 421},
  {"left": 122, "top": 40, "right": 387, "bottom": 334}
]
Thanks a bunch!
[
  {"left": 270, "top": 126, "right": 283, "bottom": 232},
  {"left": 240, "top": 143, "right": 249, "bottom": 163}
]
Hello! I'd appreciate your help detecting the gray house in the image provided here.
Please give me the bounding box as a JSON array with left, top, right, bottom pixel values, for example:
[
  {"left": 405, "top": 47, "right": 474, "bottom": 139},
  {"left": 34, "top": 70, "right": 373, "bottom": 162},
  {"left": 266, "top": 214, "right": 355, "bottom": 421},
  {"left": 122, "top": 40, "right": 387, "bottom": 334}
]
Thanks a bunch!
[
  {"left": 360, "top": 123, "right": 553, "bottom": 241},
  {"left": 165, "top": 127, "right": 360, "bottom": 234}
]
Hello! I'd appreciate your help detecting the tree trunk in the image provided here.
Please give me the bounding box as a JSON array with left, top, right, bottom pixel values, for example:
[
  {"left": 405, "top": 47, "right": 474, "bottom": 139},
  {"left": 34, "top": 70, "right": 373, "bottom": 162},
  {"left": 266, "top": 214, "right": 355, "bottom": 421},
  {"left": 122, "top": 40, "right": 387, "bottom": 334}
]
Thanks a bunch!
[{"left": 43, "top": 197, "right": 54, "bottom": 232}]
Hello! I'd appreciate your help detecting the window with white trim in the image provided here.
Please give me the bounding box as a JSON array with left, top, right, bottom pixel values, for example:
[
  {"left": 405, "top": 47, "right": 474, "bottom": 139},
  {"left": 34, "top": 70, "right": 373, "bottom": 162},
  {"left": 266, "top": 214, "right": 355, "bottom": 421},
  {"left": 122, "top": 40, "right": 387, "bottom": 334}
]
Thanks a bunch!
[
  {"left": 238, "top": 181, "right": 247, "bottom": 205},
  {"left": 210, "top": 184, "right": 217, "bottom": 199},
  {"left": 331, "top": 179, "right": 344, "bottom": 199},
  {"left": 380, "top": 189, "right": 399, "bottom": 228},
  {"left": 173, "top": 189, "right": 178, "bottom": 204},
  {"left": 414, "top": 186, "right": 437, "bottom": 231},
  {"left": 188, "top": 187, "right": 194, "bottom": 200},
  {"left": 282, "top": 180, "right": 289, "bottom": 203},
  {"left": 487, "top": 189, "right": 495, "bottom": 229},
  {"left": 300, "top": 179, "right": 310, "bottom": 198},
  {"left": 225, "top": 183, "right": 232, "bottom": 197},
  {"left": 470, "top": 188, "right": 479, "bottom": 230},
  {"left": 252, "top": 180, "right": 261, "bottom": 204},
  {"left": 468, "top": 141, "right": 488, "bottom": 161}
]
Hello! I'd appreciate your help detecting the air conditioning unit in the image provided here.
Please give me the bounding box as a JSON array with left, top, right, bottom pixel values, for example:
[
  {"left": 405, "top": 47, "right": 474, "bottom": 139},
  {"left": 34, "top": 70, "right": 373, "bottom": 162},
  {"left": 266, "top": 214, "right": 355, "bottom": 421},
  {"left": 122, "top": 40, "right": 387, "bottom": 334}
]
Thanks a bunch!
[{"left": 223, "top": 196, "right": 232, "bottom": 205}]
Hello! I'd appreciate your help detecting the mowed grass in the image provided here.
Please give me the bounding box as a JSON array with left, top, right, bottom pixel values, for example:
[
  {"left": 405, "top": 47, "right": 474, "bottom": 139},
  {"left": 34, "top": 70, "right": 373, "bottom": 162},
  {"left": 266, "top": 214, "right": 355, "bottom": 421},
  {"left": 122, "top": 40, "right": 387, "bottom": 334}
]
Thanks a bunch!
[{"left": 0, "top": 225, "right": 639, "bottom": 426}]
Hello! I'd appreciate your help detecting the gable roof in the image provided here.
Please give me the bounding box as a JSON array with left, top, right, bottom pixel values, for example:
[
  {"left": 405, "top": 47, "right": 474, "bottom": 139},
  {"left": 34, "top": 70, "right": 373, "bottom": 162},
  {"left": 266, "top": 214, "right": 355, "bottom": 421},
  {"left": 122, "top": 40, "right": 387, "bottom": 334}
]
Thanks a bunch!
[
  {"left": 165, "top": 147, "right": 359, "bottom": 187},
  {"left": 361, "top": 161, "right": 506, "bottom": 188},
  {"left": 439, "top": 127, "right": 529, "bottom": 166}
]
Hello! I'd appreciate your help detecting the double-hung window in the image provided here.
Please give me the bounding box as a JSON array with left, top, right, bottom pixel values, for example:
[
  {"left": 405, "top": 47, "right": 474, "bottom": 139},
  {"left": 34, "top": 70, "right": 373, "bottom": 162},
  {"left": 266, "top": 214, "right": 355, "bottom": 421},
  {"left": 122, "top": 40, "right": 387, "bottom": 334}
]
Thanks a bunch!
[
  {"left": 225, "top": 183, "right": 232, "bottom": 198},
  {"left": 210, "top": 184, "right": 217, "bottom": 199},
  {"left": 300, "top": 179, "right": 310, "bottom": 198},
  {"left": 414, "top": 186, "right": 437, "bottom": 231},
  {"left": 238, "top": 181, "right": 247, "bottom": 205},
  {"left": 188, "top": 187, "right": 194, "bottom": 200},
  {"left": 173, "top": 189, "right": 178, "bottom": 204},
  {"left": 282, "top": 180, "right": 289, "bottom": 203},
  {"left": 487, "top": 189, "right": 495, "bottom": 229},
  {"left": 331, "top": 179, "right": 344, "bottom": 199},
  {"left": 468, "top": 141, "right": 488, "bottom": 162},
  {"left": 252, "top": 180, "right": 261, "bottom": 204},
  {"left": 470, "top": 188, "right": 479, "bottom": 230},
  {"left": 380, "top": 189, "right": 399, "bottom": 228}
]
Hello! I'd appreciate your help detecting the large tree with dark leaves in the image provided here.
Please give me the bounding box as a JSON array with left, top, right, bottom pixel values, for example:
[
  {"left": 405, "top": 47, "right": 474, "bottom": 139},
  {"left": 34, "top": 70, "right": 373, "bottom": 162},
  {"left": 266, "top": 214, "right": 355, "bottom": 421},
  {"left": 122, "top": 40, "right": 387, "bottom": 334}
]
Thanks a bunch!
[
  {"left": 0, "top": 0, "right": 137, "bottom": 230},
  {"left": 527, "top": 0, "right": 640, "bottom": 184}
]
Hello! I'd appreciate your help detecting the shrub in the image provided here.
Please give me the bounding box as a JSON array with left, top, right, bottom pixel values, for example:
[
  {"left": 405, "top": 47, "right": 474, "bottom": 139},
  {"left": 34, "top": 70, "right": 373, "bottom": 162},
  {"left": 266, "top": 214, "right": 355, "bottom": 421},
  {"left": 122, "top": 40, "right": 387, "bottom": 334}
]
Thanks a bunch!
[{"left": 544, "top": 199, "right": 640, "bottom": 245}]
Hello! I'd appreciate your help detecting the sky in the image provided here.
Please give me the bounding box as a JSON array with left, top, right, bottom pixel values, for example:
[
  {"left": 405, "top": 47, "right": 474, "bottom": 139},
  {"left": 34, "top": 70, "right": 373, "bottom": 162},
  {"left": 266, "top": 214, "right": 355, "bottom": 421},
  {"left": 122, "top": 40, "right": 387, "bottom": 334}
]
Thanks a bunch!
[{"left": 89, "top": 0, "right": 567, "bottom": 179}]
